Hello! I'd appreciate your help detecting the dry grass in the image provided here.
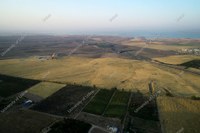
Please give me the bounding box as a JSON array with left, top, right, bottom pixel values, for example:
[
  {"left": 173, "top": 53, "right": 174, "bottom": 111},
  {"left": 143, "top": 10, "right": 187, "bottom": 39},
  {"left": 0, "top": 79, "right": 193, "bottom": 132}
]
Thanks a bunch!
[
  {"left": 157, "top": 96, "right": 200, "bottom": 133},
  {"left": 154, "top": 55, "right": 200, "bottom": 65},
  {"left": 0, "top": 56, "right": 199, "bottom": 96},
  {"left": 28, "top": 82, "right": 66, "bottom": 98},
  {"left": 122, "top": 39, "right": 200, "bottom": 51}
]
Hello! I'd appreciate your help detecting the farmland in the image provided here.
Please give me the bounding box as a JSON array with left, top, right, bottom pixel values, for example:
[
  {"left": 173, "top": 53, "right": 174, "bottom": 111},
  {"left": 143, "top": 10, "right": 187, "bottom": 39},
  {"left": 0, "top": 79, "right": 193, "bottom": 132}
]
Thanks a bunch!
[
  {"left": 0, "top": 74, "right": 39, "bottom": 98},
  {"left": 0, "top": 0, "right": 200, "bottom": 130},
  {"left": 27, "top": 82, "right": 66, "bottom": 98},
  {"left": 83, "top": 89, "right": 115, "bottom": 115},
  {"left": 31, "top": 84, "right": 95, "bottom": 116},
  {"left": 0, "top": 36, "right": 200, "bottom": 133},
  {"left": 129, "top": 91, "right": 159, "bottom": 121},
  {"left": 0, "top": 56, "right": 199, "bottom": 97},
  {"left": 122, "top": 38, "right": 200, "bottom": 51},
  {"left": 154, "top": 55, "right": 200, "bottom": 65},
  {"left": 104, "top": 90, "right": 130, "bottom": 119},
  {"left": 0, "top": 109, "right": 59, "bottom": 133},
  {"left": 124, "top": 91, "right": 161, "bottom": 133},
  {"left": 157, "top": 96, "right": 200, "bottom": 133},
  {"left": 83, "top": 89, "right": 131, "bottom": 119},
  {"left": 79, "top": 88, "right": 131, "bottom": 132}
]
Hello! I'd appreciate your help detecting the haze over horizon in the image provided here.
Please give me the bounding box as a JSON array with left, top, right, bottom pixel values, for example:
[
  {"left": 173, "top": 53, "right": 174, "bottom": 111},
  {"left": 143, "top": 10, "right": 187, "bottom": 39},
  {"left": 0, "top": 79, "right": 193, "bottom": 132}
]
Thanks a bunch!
[{"left": 0, "top": 0, "right": 200, "bottom": 37}]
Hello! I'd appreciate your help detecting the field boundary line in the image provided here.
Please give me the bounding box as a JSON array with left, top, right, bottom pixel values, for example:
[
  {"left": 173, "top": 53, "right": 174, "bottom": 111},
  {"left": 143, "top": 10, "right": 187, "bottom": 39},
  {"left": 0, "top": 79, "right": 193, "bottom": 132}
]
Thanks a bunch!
[
  {"left": 122, "top": 92, "right": 133, "bottom": 132},
  {"left": 88, "top": 125, "right": 110, "bottom": 133},
  {"left": 156, "top": 99, "right": 165, "bottom": 133},
  {"left": 40, "top": 119, "right": 60, "bottom": 133},
  {"left": 102, "top": 89, "right": 116, "bottom": 116}
]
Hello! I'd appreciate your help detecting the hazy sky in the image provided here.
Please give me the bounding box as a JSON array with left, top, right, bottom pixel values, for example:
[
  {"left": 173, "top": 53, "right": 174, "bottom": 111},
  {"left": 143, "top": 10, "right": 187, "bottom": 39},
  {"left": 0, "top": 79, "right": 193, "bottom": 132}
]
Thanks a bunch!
[{"left": 0, "top": 0, "right": 200, "bottom": 35}]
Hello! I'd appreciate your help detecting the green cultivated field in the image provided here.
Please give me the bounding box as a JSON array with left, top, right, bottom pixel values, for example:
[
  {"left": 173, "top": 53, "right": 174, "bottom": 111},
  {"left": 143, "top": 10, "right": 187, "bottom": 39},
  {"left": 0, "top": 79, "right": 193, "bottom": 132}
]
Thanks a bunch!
[
  {"left": 83, "top": 89, "right": 131, "bottom": 119},
  {"left": 104, "top": 91, "right": 130, "bottom": 119},
  {"left": 83, "top": 89, "right": 115, "bottom": 115}
]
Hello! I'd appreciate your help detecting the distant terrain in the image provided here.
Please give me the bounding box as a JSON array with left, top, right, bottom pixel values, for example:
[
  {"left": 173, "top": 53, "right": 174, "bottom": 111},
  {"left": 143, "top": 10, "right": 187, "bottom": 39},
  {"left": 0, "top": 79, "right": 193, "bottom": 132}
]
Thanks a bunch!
[{"left": 0, "top": 35, "right": 199, "bottom": 133}]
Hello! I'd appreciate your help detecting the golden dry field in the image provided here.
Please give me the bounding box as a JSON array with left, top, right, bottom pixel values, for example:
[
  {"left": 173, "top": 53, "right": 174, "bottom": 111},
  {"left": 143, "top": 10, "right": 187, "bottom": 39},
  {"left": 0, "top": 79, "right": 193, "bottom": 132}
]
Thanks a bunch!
[
  {"left": 154, "top": 55, "right": 200, "bottom": 64},
  {"left": 0, "top": 56, "right": 199, "bottom": 97},
  {"left": 157, "top": 96, "right": 200, "bottom": 133},
  {"left": 27, "top": 82, "right": 66, "bottom": 98},
  {"left": 122, "top": 39, "right": 200, "bottom": 51},
  {"left": 125, "top": 43, "right": 197, "bottom": 51}
]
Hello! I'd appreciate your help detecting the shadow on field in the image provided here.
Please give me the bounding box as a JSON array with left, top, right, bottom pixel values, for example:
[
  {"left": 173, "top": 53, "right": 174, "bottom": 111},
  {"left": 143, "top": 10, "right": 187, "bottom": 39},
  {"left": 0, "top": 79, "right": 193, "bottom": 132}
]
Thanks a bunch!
[{"left": 125, "top": 90, "right": 162, "bottom": 133}]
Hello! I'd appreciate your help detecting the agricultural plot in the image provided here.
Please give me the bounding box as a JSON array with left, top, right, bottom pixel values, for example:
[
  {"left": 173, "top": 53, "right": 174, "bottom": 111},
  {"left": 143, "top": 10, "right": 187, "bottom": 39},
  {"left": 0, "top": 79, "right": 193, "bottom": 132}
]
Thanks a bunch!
[
  {"left": 129, "top": 91, "right": 159, "bottom": 121},
  {"left": 83, "top": 89, "right": 115, "bottom": 115},
  {"left": 154, "top": 55, "right": 200, "bottom": 65},
  {"left": 31, "top": 84, "right": 94, "bottom": 116},
  {"left": 0, "top": 57, "right": 200, "bottom": 96},
  {"left": 84, "top": 89, "right": 131, "bottom": 120},
  {"left": 157, "top": 96, "right": 200, "bottom": 133},
  {"left": 27, "top": 82, "right": 66, "bottom": 98},
  {"left": 125, "top": 116, "right": 161, "bottom": 133},
  {"left": 0, "top": 74, "right": 40, "bottom": 98},
  {"left": 0, "top": 109, "right": 59, "bottom": 133},
  {"left": 125, "top": 91, "right": 161, "bottom": 133},
  {"left": 104, "top": 91, "right": 130, "bottom": 119}
]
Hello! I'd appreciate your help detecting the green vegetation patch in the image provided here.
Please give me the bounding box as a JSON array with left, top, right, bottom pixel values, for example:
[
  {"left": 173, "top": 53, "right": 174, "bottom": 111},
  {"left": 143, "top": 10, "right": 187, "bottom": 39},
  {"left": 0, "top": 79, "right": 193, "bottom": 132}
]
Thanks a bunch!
[
  {"left": 104, "top": 91, "right": 130, "bottom": 119},
  {"left": 83, "top": 89, "right": 115, "bottom": 115}
]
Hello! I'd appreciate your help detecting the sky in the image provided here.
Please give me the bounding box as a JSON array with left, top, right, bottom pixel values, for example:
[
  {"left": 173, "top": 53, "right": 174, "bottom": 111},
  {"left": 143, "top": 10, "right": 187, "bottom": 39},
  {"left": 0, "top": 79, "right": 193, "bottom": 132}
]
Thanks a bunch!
[{"left": 0, "top": 0, "right": 200, "bottom": 35}]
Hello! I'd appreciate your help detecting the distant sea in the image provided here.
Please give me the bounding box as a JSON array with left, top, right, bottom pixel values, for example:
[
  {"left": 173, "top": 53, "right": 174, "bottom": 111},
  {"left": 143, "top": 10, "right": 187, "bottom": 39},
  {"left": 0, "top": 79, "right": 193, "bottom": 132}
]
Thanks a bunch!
[
  {"left": 1, "top": 31, "right": 200, "bottom": 39},
  {"left": 96, "top": 31, "right": 200, "bottom": 39}
]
